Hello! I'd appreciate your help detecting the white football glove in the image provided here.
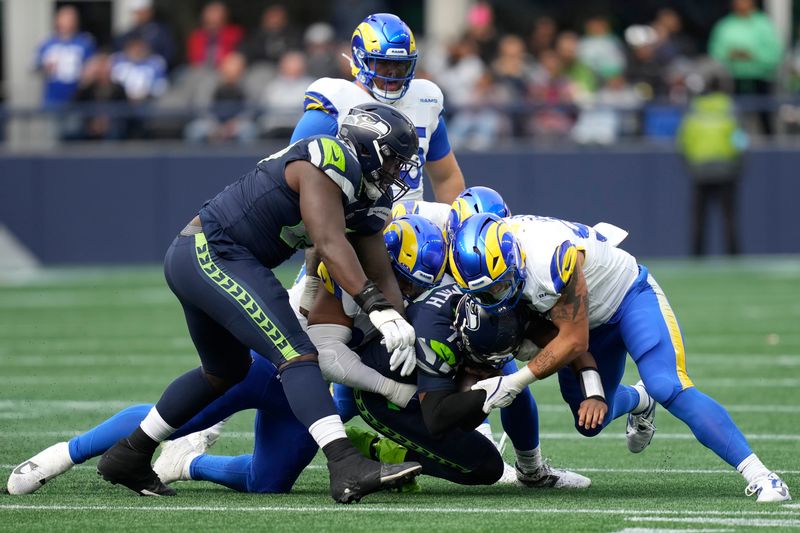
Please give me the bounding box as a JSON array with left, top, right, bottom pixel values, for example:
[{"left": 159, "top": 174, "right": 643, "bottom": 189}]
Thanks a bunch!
[
  {"left": 471, "top": 367, "right": 536, "bottom": 414},
  {"left": 368, "top": 308, "right": 417, "bottom": 377}
]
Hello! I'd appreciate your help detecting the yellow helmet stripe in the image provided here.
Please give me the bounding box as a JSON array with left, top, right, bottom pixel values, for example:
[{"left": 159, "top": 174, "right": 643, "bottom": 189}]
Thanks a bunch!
[
  {"left": 396, "top": 220, "right": 418, "bottom": 273},
  {"left": 448, "top": 248, "right": 467, "bottom": 288},
  {"left": 354, "top": 22, "right": 382, "bottom": 53},
  {"left": 483, "top": 222, "right": 509, "bottom": 279}
]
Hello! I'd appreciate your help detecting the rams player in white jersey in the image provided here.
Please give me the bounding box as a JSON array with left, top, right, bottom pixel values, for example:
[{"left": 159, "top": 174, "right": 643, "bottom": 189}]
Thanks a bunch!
[
  {"left": 290, "top": 13, "right": 465, "bottom": 204},
  {"left": 449, "top": 213, "right": 791, "bottom": 502}
]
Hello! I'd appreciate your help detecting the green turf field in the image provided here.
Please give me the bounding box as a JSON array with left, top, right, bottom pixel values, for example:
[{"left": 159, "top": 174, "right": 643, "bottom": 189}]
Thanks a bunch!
[{"left": 1, "top": 259, "right": 799, "bottom": 532}]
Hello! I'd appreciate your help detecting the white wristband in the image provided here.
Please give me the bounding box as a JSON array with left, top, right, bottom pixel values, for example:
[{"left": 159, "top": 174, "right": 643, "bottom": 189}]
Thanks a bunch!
[
  {"left": 299, "top": 275, "right": 321, "bottom": 312},
  {"left": 508, "top": 365, "right": 537, "bottom": 390},
  {"left": 579, "top": 368, "right": 605, "bottom": 401}
]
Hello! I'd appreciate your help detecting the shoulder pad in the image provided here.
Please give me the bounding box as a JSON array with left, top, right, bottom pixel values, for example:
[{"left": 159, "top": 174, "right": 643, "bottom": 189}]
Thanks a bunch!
[
  {"left": 304, "top": 78, "right": 361, "bottom": 118},
  {"left": 550, "top": 240, "right": 578, "bottom": 294},
  {"left": 406, "top": 79, "right": 445, "bottom": 110},
  {"left": 306, "top": 136, "right": 359, "bottom": 204}
]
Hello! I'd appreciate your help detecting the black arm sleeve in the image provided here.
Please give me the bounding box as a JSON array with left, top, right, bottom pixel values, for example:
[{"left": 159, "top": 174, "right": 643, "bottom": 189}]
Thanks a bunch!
[{"left": 420, "top": 390, "right": 487, "bottom": 436}]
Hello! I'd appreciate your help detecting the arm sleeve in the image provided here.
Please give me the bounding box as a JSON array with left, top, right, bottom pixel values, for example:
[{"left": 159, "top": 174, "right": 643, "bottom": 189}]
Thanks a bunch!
[
  {"left": 421, "top": 389, "right": 488, "bottom": 436},
  {"left": 426, "top": 115, "right": 452, "bottom": 162},
  {"left": 291, "top": 109, "right": 339, "bottom": 143}
]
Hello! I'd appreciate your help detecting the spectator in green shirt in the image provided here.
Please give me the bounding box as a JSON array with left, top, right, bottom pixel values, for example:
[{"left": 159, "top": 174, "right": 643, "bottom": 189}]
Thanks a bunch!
[{"left": 709, "top": 0, "right": 783, "bottom": 134}]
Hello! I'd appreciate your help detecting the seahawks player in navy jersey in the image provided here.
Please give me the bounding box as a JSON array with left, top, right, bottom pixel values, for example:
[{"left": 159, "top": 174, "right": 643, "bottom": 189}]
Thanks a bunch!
[{"left": 95, "top": 103, "right": 423, "bottom": 503}]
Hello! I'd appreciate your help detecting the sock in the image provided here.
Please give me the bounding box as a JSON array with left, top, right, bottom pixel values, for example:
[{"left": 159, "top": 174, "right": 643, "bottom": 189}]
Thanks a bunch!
[
  {"left": 666, "top": 387, "right": 753, "bottom": 468},
  {"left": 737, "top": 453, "right": 771, "bottom": 484},
  {"left": 500, "top": 359, "right": 540, "bottom": 450},
  {"left": 140, "top": 406, "right": 177, "bottom": 442},
  {"left": 476, "top": 421, "right": 494, "bottom": 442},
  {"left": 632, "top": 383, "right": 651, "bottom": 414},
  {"left": 611, "top": 384, "right": 643, "bottom": 419},
  {"left": 279, "top": 361, "right": 340, "bottom": 429},
  {"left": 308, "top": 415, "right": 348, "bottom": 448},
  {"left": 515, "top": 446, "right": 542, "bottom": 472},
  {"left": 153, "top": 367, "right": 221, "bottom": 428},
  {"left": 68, "top": 404, "right": 152, "bottom": 464},
  {"left": 190, "top": 454, "right": 250, "bottom": 492}
]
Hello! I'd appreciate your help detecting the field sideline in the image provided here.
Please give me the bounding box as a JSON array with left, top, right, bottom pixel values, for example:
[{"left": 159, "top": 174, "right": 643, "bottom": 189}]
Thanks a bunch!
[{"left": 1, "top": 258, "right": 799, "bottom": 531}]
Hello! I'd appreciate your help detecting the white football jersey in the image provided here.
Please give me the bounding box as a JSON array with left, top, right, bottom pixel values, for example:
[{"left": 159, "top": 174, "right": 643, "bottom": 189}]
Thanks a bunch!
[
  {"left": 304, "top": 78, "right": 447, "bottom": 201},
  {"left": 507, "top": 215, "right": 639, "bottom": 329}
]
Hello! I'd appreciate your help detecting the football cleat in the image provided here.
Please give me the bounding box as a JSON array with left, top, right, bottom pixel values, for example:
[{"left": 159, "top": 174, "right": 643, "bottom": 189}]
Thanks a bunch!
[
  {"left": 626, "top": 380, "right": 656, "bottom": 453},
  {"left": 153, "top": 437, "right": 202, "bottom": 485},
  {"left": 496, "top": 462, "right": 519, "bottom": 485},
  {"left": 7, "top": 442, "right": 74, "bottom": 495},
  {"left": 516, "top": 462, "right": 592, "bottom": 489},
  {"left": 97, "top": 438, "right": 176, "bottom": 496},
  {"left": 344, "top": 425, "right": 421, "bottom": 493},
  {"left": 328, "top": 452, "right": 422, "bottom": 504},
  {"left": 746, "top": 473, "right": 791, "bottom": 502}
]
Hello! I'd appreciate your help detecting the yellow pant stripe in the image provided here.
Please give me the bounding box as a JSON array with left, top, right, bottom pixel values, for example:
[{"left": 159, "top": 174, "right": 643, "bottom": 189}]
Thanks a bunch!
[
  {"left": 193, "top": 233, "right": 301, "bottom": 360},
  {"left": 649, "top": 276, "right": 694, "bottom": 390}
]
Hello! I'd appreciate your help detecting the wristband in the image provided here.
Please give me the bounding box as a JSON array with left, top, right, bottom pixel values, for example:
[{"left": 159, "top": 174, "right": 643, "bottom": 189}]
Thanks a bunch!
[
  {"left": 299, "top": 275, "right": 321, "bottom": 312},
  {"left": 353, "top": 280, "right": 392, "bottom": 314},
  {"left": 578, "top": 368, "right": 605, "bottom": 402},
  {"left": 507, "top": 365, "right": 537, "bottom": 390}
]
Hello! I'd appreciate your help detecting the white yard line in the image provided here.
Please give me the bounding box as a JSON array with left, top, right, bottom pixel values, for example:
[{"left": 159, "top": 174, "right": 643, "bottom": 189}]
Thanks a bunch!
[
  {"left": 628, "top": 516, "right": 800, "bottom": 528},
  {"left": 0, "top": 505, "right": 798, "bottom": 516}
]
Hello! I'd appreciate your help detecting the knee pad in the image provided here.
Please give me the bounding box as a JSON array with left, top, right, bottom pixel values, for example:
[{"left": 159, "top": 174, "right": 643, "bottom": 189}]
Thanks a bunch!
[
  {"left": 643, "top": 374, "right": 683, "bottom": 407},
  {"left": 574, "top": 422, "right": 604, "bottom": 438}
]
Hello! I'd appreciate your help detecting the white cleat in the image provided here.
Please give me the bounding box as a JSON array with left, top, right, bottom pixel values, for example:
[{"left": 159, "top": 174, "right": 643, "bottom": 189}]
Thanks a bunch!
[
  {"left": 626, "top": 380, "right": 656, "bottom": 453},
  {"left": 516, "top": 462, "right": 592, "bottom": 489},
  {"left": 153, "top": 418, "right": 228, "bottom": 485},
  {"left": 496, "top": 462, "right": 519, "bottom": 485},
  {"left": 7, "top": 442, "right": 74, "bottom": 495},
  {"left": 746, "top": 473, "right": 791, "bottom": 502}
]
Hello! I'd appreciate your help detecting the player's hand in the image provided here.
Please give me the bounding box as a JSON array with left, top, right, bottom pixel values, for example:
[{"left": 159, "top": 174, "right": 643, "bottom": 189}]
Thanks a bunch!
[
  {"left": 577, "top": 398, "right": 607, "bottom": 430},
  {"left": 471, "top": 376, "right": 520, "bottom": 413},
  {"left": 388, "top": 343, "right": 417, "bottom": 377}
]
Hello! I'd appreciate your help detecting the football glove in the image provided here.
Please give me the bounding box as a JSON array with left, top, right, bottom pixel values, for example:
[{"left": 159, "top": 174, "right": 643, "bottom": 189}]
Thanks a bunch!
[{"left": 471, "top": 366, "right": 536, "bottom": 413}]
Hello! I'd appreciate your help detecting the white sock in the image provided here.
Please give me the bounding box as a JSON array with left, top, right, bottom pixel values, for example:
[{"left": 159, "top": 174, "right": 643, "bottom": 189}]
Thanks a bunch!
[
  {"left": 308, "top": 414, "right": 348, "bottom": 448},
  {"left": 477, "top": 422, "right": 494, "bottom": 442},
  {"left": 737, "top": 453, "right": 771, "bottom": 484},
  {"left": 515, "top": 446, "right": 542, "bottom": 472},
  {"left": 632, "top": 383, "right": 651, "bottom": 415},
  {"left": 140, "top": 407, "right": 177, "bottom": 442}
]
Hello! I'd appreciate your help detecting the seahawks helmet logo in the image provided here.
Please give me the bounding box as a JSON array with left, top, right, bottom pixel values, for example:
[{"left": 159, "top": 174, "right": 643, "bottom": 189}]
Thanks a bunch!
[
  {"left": 342, "top": 110, "right": 391, "bottom": 139},
  {"left": 462, "top": 298, "right": 481, "bottom": 331}
]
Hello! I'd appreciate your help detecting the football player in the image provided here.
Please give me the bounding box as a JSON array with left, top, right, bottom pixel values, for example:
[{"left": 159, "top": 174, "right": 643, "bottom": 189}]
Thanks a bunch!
[
  {"left": 311, "top": 214, "right": 590, "bottom": 487},
  {"left": 449, "top": 213, "right": 791, "bottom": 502},
  {"left": 94, "top": 103, "right": 423, "bottom": 503}
]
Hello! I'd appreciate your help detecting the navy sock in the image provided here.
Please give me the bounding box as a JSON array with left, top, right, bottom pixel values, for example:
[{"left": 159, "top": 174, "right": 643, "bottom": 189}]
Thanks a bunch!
[
  {"left": 279, "top": 361, "right": 339, "bottom": 429},
  {"left": 154, "top": 367, "right": 221, "bottom": 428}
]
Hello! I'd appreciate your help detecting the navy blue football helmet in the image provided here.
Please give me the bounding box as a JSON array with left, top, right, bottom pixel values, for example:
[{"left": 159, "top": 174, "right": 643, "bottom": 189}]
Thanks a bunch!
[
  {"left": 455, "top": 294, "right": 527, "bottom": 369},
  {"left": 338, "top": 102, "right": 420, "bottom": 201}
]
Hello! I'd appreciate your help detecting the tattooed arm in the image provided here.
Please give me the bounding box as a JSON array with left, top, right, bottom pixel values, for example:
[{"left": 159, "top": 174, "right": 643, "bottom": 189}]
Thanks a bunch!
[{"left": 526, "top": 251, "right": 590, "bottom": 379}]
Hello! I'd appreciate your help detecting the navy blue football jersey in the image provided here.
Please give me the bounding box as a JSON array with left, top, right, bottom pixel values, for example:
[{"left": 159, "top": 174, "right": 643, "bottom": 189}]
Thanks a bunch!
[
  {"left": 406, "top": 283, "right": 467, "bottom": 393},
  {"left": 199, "top": 135, "right": 391, "bottom": 268}
]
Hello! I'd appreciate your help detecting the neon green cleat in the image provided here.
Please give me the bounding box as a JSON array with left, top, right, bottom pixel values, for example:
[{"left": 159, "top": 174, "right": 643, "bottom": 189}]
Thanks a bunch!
[{"left": 344, "top": 425, "right": 421, "bottom": 493}]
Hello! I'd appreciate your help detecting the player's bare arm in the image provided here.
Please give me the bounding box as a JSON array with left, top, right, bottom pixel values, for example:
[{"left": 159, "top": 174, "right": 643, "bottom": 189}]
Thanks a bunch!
[
  {"left": 426, "top": 151, "right": 466, "bottom": 204},
  {"left": 350, "top": 231, "right": 406, "bottom": 313}
]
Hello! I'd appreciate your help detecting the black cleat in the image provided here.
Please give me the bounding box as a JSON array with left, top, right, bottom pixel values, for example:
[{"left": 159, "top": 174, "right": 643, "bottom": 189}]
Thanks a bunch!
[
  {"left": 97, "top": 438, "right": 176, "bottom": 496},
  {"left": 328, "top": 454, "right": 422, "bottom": 504}
]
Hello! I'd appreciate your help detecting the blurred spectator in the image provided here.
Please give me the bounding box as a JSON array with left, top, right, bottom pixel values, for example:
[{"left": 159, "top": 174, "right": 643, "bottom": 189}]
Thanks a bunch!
[
  {"left": 35, "top": 5, "right": 96, "bottom": 108},
  {"left": 304, "top": 23, "right": 340, "bottom": 79},
  {"left": 115, "top": 0, "right": 176, "bottom": 68},
  {"left": 241, "top": 5, "right": 302, "bottom": 66},
  {"left": 111, "top": 38, "right": 168, "bottom": 101},
  {"left": 260, "top": 51, "right": 313, "bottom": 137},
  {"left": 185, "top": 53, "right": 257, "bottom": 144},
  {"left": 529, "top": 50, "right": 576, "bottom": 137},
  {"left": 625, "top": 26, "right": 671, "bottom": 100},
  {"left": 572, "top": 74, "right": 641, "bottom": 144},
  {"left": 709, "top": 0, "right": 782, "bottom": 134},
  {"left": 187, "top": 1, "right": 244, "bottom": 68},
  {"left": 435, "top": 37, "right": 485, "bottom": 111},
  {"left": 555, "top": 31, "right": 597, "bottom": 99},
  {"left": 578, "top": 15, "right": 626, "bottom": 79},
  {"left": 652, "top": 8, "right": 696, "bottom": 62},
  {"left": 72, "top": 53, "right": 127, "bottom": 140},
  {"left": 493, "top": 35, "right": 533, "bottom": 136},
  {"left": 464, "top": 2, "right": 500, "bottom": 65},
  {"left": 329, "top": 0, "right": 388, "bottom": 41},
  {"left": 677, "top": 80, "right": 746, "bottom": 255},
  {"left": 528, "top": 16, "right": 558, "bottom": 59},
  {"left": 449, "top": 71, "right": 512, "bottom": 150},
  {"left": 110, "top": 37, "right": 168, "bottom": 138}
]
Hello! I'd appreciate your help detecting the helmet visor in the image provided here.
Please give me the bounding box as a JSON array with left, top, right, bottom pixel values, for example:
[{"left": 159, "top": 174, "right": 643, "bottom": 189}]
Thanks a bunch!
[
  {"left": 368, "top": 57, "right": 416, "bottom": 91},
  {"left": 470, "top": 269, "right": 520, "bottom": 308}
]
